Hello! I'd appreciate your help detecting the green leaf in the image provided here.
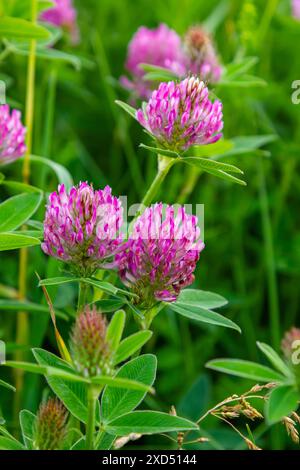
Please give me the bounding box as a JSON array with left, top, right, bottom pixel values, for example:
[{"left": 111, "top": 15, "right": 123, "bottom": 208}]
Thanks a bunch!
[
  {"left": 206, "top": 358, "right": 285, "bottom": 382},
  {"left": 1, "top": 180, "right": 42, "bottom": 193},
  {"left": 183, "top": 157, "right": 243, "bottom": 174},
  {"left": 10, "top": 46, "right": 92, "bottom": 71},
  {"left": 186, "top": 139, "right": 233, "bottom": 158},
  {"left": 0, "top": 379, "right": 16, "bottom": 392},
  {"left": 30, "top": 155, "right": 73, "bottom": 190},
  {"left": 221, "top": 135, "right": 277, "bottom": 158},
  {"left": 143, "top": 71, "right": 178, "bottom": 82},
  {"left": 178, "top": 374, "right": 211, "bottom": 421},
  {"left": 101, "top": 355, "right": 157, "bottom": 423},
  {"left": 19, "top": 410, "right": 36, "bottom": 449},
  {"left": 91, "top": 375, "right": 153, "bottom": 393},
  {"left": 0, "top": 233, "right": 41, "bottom": 251},
  {"left": 177, "top": 289, "right": 228, "bottom": 310},
  {"left": 203, "top": 0, "right": 229, "bottom": 32},
  {"left": 257, "top": 342, "right": 292, "bottom": 378},
  {"left": 168, "top": 303, "right": 241, "bottom": 333},
  {"left": 0, "top": 436, "right": 24, "bottom": 450},
  {"left": 33, "top": 348, "right": 94, "bottom": 424},
  {"left": 0, "top": 17, "right": 50, "bottom": 40},
  {"left": 139, "top": 143, "right": 179, "bottom": 158},
  {"left": 181, "top": 157, "right": 246, "bottom": 186},
  {"left": 114, "top": 330, "right": 153, "bottom": 365},
  {"left": 106, "top": 411, "right": 198, "bottom": 436},
  {"left": 71, "top": 436, "right": 86, "bottom": 450},
  {"left": 13, "top": 229, "right": 43, "bottom": 239},
  {"left": 3, "top": 360, "right": 89, "bottom": 383},
  {"left": 0, "top": 192, "right": 43, "bottom": 232},
  {"left": 0, "top": 425, "right": 15, "bottom": 439},
  {"left": 39, "top": 276, "right": 131, "bottom": 297},
  {"left": 95, "top": 432, "right": 115, "bottom": 450},
  {"left": 79, "top": 278, "right": 123, "bottom": 296},
  {"left": 139, "top": 63, "right": 179, "bottom": 82},
  {"left": 266, "top": 385, "right": 299, "bottom": 424},
  {"left": 219, "top": 75, "right": 267, "bottom": 88},
  {"left": 223, "top": 57, "right": 258, "bottom": 78},
  {"left": 4, "top": 0, "right": 55, "bottom": 18},
  {"left": 105, "top": 310, "right": 125, "bottom": 352},
  {"left": 0, "top": 300, "right": 68, "bottom": 320},
  {"left": 93, "top": 299, "right": 125, "bottom": 312},
  {"left": 115, "top": 100, "right": 137, "bottom": 120}
]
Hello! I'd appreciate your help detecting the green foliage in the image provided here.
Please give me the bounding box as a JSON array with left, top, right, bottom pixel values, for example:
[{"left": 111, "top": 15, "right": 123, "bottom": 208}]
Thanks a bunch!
[
  {"left": 105, "top": 411, "right": 198, "bottom": 435},
  {"left": 265, "top": 385, "right": 299, "bottom": 424},
  {"left": 101, "top": 355, "right": 157, "bottom": 423},
  {"left": 169, "top": 289, "right": 240, "bottom": 332}
]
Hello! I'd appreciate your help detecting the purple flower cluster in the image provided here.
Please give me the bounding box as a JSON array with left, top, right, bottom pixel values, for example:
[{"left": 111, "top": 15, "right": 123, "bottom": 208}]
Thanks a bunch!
[
  {"left": 0, "top": 105, "right": 26, "bottom": 165},
  {"left": 42, "top": 183, "right": 123, "bottom": 276},
  {"left": 40, "top": 0, "right": 79, "bottom": 43},
  {"left": 117, "top": 204, "right": 204, "bottom": 307},
  {"left": 42, "top": 182, "right": 205, "bottom": 306},
  {"left": 136, "top": 76, "right": 223, "bottom": 152},
  {"left": 293, "top": 0, "right": 300, "bottom": 18},
  {"left": 122, "top": 23, "right": 222, "bottom": 100},
  {"left": 121, "top": 24, "right": 186, "bottom": 100}
]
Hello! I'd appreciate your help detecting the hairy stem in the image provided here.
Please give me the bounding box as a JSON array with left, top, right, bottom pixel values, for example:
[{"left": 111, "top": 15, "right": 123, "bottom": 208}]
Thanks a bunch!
[
  {"left": 77, "top": 282, "right": 88, "bottom": 314},
  {"left": 86, "top": 386, "right": 98, "bottom": 450},
  {"left": 141, "top": 155, "right": 175, "bottom": 209}
]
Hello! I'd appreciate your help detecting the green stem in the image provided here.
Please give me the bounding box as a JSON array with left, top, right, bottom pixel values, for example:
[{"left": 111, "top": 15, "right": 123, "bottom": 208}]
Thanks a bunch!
[
  {"left": 258, "top": 0, "right": 279, "bottom": 44},
  {"left": 39, "top": 67, "right": 58, "bottom": 189},
  {"left": 86, "top": 386, "right": 98, "bottom": 450},
  {"left": 141, "top": 155, "right": 174, "bottom": 207},
  {"left": 14, "top": 0, "right": 38, "bottom": 424},
  {"left": 258, "top": 159, "right": 280, "bottom": 349},
  {"left": 22, "top": 0, "right": 38, "bottom": 184},
  {"left": 42, "top": 67, "right": 57, "bottom": 157},
  {"left": 77, "top": 282, "right": 88, "bottom": 314}
]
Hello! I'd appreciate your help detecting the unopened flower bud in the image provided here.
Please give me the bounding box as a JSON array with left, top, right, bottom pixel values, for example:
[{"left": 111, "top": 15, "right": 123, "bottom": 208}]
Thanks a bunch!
[
  {"left": 184, "top": 26, "right": 222, "bottom": 83},
  {"left": 70, "top": 305, "right": 113, "bottom": 377},
  {"left": 35, "top": 398, "right": 68, "bottom": 450}
]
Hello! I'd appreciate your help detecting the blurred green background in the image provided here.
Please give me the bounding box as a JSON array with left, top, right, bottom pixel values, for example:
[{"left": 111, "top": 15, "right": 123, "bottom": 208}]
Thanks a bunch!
[{"left": 1, "top": 0, "right": 300, "bottom": 449}]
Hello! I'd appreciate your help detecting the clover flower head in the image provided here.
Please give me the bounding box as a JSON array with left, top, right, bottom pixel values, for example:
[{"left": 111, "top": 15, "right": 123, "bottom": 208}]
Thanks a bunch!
[
  {"left": 184, "top": 26, "right": 222, "bottom": 83},
  {"left": 70, "top": 305, "right": 112, "bottom": 377},
  {"left": 35, "top": 398, "right": 68, "bottom": 450},
  {"left": 40, "top": 0, "right": 79, "bottom": 43},
  {"left": 117, "top": 203, "right": 204, "bottom": 308},
  {"left": 293, "top": 0, "right": 300, "bottom": 18},
  {"left": 136, "top": 76, "right": 223, "bottom": 152},
  {"left": 121, "top": 23, "right": 186, "bottom": 100},
  {"left": 0, "top": 105, "right": 26, "bottom": 165},
  {"left": 42, "top": 183, "right": 123, "bottom": 276},
  {"left": 281, "top": 327, "right": 300, "bottom": 360}
]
